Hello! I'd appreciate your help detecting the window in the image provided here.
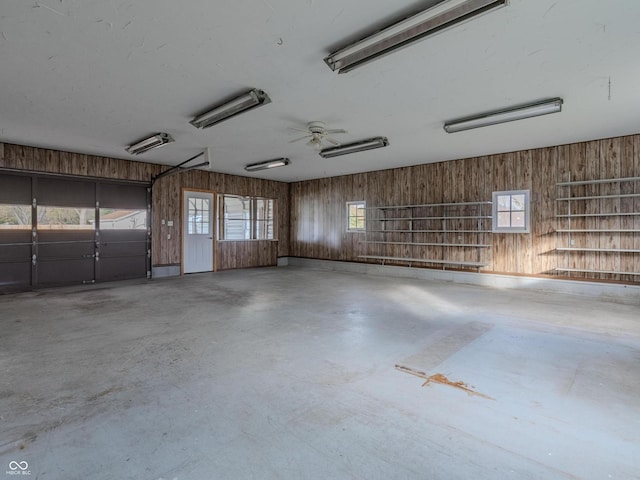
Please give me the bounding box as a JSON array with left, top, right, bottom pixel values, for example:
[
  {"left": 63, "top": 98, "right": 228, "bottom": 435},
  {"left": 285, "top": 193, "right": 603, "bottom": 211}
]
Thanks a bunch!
[
  {"left": 218, "top": 195, "right": 275, "bottom": 240},
  {"left": 347, "top": 201, "right": 366, "bottom": 232},
  {"left": 0, "top": 204, "right": 32, "bottom": 230},
  {"left": 99, "top": 209, "right": 147, "bottom": 230},
  {"left": 36, "top": 206, "right": 95, "bottom": 230},
  {"left": 187, "top": 198, "right": 210, "bottom": 235},
  {"left": 492, "top": 190, "right": 530, "bottom": 233}
]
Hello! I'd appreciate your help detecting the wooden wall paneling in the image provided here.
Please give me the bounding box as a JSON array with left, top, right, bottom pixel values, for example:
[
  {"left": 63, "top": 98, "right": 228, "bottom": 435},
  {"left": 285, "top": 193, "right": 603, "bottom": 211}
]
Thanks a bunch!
[
  {"left": 151, "top": 188, "right": 163, "bottom": 266},
  {"left": 555, "top": 144, "right": 571, "bottom": 275},
  {"left": 278, "top": 183, "right": 290, "bottom": 257},
  {"left": 155, "top": 176, "right": 170, "bottom": 265},
  {"left": 599, "top": 137, "right": 621, "bottom": 280},
  {"left": 217, "top": 241, "right": 277, "bottom": 270},
  {"left": 477, "top": 156, "right": 493, "bottom": 269},
  {"left": 619, "top": 136, "right": 636, "bottom": 283},
  {"left": 491, "top": 153, "right": 510, "bottom": 272},
  {"left": 59, "top": 152, "right": 88, "bottom": 176},
  {"left": 4, "top": 144, "right": 35, "bottom": 170},
  {"left": 634, "top": 135, "right": 640, "bottom": 279},
  {"left": 448, "top": 160, "right": 465, "bottom": 265},
  {"left": 397, "top": 168, "right": 413, "bottom": 261},
  {"left": 0, "top": 143, "right": 4, "bottom": 162},
  {"left": 567, "top": 142, "right": 587, "bottom": 277},
  {"left": 169, "top": 174, "right": 183, "bottom": 265},
  {"left": 582, "top": 141, "right": 601, "bottom": 277},
  {"left": 41, "top": 149, "right": 61, "bottom": 173},
  {"left": 289, "top": 182, "right": 300, "bottom": 257},
  {"left": 516, "top": 150, "right": 534, "bottom": 274},
  {"left": 531, "top": 147, "right": 558, "bottom": 275},
  {"left": 351, "top": 173, "right": 367, "bottom": 261}
]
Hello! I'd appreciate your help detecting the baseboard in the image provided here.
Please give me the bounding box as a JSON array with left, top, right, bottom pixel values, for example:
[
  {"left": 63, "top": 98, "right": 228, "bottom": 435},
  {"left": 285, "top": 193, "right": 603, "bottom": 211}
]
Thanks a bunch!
[
  {"left": 281, "top": 257, "right": 640, "bottom": 305},
  {"left": 277, "top": 257, "right": 289, "bottom": 267},
  {"left": 152, "top": 265, "right": 181, "bottom": 278}
]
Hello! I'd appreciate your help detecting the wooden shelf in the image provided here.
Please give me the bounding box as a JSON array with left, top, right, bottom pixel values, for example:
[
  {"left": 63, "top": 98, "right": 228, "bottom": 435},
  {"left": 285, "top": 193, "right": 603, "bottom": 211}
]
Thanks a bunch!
[
  {"left": 366, "top": 201, "right": 492, "bottom": 210},
  {"left": 555, "top": 267, "right": 640, "bottom": 277},
  {"left": 556, "top": 247, "right": 640, "bottom": 253},
  {"left": 557, "top": 176, "right": 640, "bottom": 186},
  {"left": 556, "top": 175, "right": 640, "bottom": 281},
  {"left": 557, "top": 212, "right": 640, "bottom": 218},
  {"left": 364, "top": 241, "right": 491, "bottom": 248},
  {"left": 359, "top": 255, "right": 487, "bottom": 268},
  {"left": 366, "top": 229, "right": 493, "bottom": 233},
  {"left": 374, "top": 215, "right": 492, "bottom": 221},
  {"left": 556, "top": 229, "right": 640, "bottom": 233},
  {"left": 362, "top": 201, "right": 492, "bottom": 271},
  {"left": 556, "top": 193, "right": 640, "bottom": 201}
]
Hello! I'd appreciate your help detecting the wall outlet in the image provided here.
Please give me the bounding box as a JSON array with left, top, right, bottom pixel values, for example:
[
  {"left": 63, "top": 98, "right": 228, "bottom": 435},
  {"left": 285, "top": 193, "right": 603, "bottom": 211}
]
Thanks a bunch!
[
  {"left": 570, "top": 239, "right": 576, "bottom": 246},
  {"left": 161, "top": 219, "right": 165, "bottom": 225},
  {"left": 167, "top": 220, "right": 174, "bottom": 227},
  {"left": 167, "top": 234, "right": 171, "bottom": 240}
]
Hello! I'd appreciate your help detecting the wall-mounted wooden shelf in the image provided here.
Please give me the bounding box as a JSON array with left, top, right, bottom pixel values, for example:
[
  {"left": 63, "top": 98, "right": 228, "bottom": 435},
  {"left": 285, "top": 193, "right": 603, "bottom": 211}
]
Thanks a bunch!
[
  {"left": 359, "top": 201, "right": 492, "bottom": 272},
  {"left": 555, "top": 175, "right": 640, "bottom": 280}
]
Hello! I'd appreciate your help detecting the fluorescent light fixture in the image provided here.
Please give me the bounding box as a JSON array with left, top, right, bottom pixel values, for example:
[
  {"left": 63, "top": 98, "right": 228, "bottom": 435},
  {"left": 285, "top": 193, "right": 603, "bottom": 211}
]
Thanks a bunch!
[
  {"left": 125, "top": 133, "right": 174, "bottom": 155},
  {"left": 325, "top": 0, "right": 508, "bottom": 73},
  {"left": 190, "top": 89, "right": 271, "bottom": 129},
  {"left": 319, "top": 137, "right": 389, "bottom": 158},
  {"left": 244, "top": 158, "right": 290, "bottom": 172},
  {"left": 443, "top": 98, "right": 564, "bottom": 133}
]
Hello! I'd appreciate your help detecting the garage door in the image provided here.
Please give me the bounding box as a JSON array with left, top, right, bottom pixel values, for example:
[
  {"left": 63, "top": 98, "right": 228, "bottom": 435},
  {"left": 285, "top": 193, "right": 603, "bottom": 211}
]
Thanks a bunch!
[{"left": 0, "top": 171, "right": 150, "bottom": 292}]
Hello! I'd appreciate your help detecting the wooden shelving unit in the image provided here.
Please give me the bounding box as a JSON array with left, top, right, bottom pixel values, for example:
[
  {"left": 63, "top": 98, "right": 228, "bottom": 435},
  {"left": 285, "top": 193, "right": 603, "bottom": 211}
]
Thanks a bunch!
[
  {"left": 359, "top": 201, "right": 492, "bottom": 271},
  {"left": 555, "top": 176, "right": 640, "bottom": 278}
]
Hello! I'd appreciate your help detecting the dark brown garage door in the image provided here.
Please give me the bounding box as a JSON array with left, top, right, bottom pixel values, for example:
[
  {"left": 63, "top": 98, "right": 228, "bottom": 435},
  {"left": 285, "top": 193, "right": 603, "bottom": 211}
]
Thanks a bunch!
[{"left": 0, "top": 171, "right": 150, "bottom": 292}]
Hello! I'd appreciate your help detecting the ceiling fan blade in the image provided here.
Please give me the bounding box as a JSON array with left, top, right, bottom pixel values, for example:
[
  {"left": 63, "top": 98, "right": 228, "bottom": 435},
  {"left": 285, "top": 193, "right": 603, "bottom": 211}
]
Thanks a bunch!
[
  {"left": 289, "top": 135, "right": 312, "bottom": 143},
  {"left": 288, "top": 127, "right": 311, "bottom": 133},
  {"left": 325, "top": 129, "right": 347, "bottom": 134},
  {"left": 325, "top": 137, "right": 341, "bottom": 146}
]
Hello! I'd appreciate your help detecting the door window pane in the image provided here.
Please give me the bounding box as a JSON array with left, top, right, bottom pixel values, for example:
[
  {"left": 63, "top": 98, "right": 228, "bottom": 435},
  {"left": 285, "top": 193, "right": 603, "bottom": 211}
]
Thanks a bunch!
[
  {"left": 100, "top": 209, "right": 147, "bottom": 230},
  {"left": 188, "top": 198, "right": 210, "bottom": 235},
  {"left": 0, "top": 204, "right": 32, "bottom": 230},
  {"left": 37, "top": 206, "right": 95, "bottom": 230}
]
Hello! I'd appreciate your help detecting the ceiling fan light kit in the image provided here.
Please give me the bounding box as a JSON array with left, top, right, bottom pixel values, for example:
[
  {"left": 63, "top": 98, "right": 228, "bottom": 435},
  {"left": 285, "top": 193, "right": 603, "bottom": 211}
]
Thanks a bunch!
[
  {"left": 190, "top": 89, "right": 271, "bottom": 129},
  {"left": 245, "top": 158, "right": 291, "bottom": 172},
  {"left": 319, "top": 137, "right": 390, "bottom": 158},
  {"left": 324, "top": 0, "right": 508, "bottom": 74},
  {"left": 443, "top": 98, "right": 563, "bottom": 133},
  {"left": 288, "top": 121, "right": 348, "bottom": 150},
  {"left": 125, "top": 132, "right": 175, "bottom": 155}
]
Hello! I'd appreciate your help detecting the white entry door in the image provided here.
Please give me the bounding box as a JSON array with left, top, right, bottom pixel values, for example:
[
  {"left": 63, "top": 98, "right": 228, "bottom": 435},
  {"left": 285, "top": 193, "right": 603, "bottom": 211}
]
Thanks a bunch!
[{"left": 183, "top": 191, "right": 214, "bottom": 273}]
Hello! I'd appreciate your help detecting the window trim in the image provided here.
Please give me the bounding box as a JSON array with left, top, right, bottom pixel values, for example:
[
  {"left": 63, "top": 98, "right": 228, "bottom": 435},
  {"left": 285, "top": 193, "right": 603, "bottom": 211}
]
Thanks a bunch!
[
  {"left": 217, "top": 194, "right": 277, "bottom": 241},
  {"left": 346, "top": 200, "right": 366, "bottom": 233},
  {"left": 492, "top": 189, "right": 530, "bottom": 233}
]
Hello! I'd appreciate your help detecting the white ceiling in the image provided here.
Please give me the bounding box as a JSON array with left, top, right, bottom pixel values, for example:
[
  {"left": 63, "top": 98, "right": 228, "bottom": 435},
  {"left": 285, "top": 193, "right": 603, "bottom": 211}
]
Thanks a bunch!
[{"left": 1, "top": 0, "right": 639, "bottom": 182}]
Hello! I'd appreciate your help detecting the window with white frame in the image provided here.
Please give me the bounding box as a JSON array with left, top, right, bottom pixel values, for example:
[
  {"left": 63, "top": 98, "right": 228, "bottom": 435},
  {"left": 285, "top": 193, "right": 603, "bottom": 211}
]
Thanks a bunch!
[
  {"left": 218, "top": 194, "right": 275, "bottom": 240},
  {"left": 492, "top": 190, "right": 530, "bottom": 233},
  {"left": 346, "top": 201, "right": 366, "bottom": 232}
]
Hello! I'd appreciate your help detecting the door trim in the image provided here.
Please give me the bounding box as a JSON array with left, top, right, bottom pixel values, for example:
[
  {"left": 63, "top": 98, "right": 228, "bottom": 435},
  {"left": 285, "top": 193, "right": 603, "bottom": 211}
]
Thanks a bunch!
[{"left": 181, "top": 188, "right": 217, "bottom": 275}]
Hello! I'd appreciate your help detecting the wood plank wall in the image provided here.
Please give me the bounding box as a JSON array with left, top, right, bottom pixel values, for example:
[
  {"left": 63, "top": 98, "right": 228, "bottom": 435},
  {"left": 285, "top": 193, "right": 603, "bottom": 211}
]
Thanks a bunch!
[
  {"left": 0, "top": 143, "right": 289, "bottom": 269},
  {"left": 290, "top": 134, "right": 640, "bottom": 284}
]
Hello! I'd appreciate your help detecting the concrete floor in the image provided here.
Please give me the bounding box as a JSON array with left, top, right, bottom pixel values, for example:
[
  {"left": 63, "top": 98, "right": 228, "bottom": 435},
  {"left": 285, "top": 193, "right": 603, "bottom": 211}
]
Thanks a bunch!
[{"left": 1, "top": 267, "right": 639, "bottom": 480}]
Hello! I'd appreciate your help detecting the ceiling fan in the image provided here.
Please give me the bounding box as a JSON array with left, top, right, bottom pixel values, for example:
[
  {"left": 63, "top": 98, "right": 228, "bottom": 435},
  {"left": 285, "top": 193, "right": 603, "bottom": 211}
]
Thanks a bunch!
[{"left": 289, "top": 121, "right": 347, "bottom": 150}]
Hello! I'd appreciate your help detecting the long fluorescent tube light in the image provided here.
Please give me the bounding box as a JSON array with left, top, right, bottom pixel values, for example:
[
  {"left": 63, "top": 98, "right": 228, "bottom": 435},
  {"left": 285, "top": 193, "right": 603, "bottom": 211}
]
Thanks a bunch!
[
  {"left": 443, "top": 98, "right": 564, "bottom": 133},
  {"left": 244, "top": 158, "right": 290, "bottom": 172},
  {"left": 325, "top": 0, "right": 508, "bottom": 73},
  {"left": 190, "top": 89, "right": 271, "bottom": 129},
  {"left": 126, "top": 133, "right": 174, "bottom": 155},
  {"left": 319, "top": 137, "right": 389, "bottom": 158}
]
